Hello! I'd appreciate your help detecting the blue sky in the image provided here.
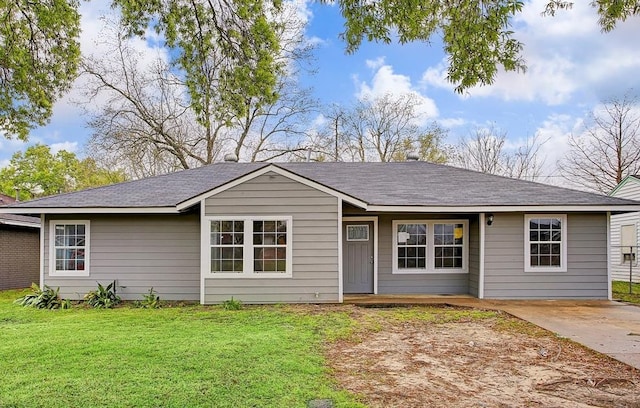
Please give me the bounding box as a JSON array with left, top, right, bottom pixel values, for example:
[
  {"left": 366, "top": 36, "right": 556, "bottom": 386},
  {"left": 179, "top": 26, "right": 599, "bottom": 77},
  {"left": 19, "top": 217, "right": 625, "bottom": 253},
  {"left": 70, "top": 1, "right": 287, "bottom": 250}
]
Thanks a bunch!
[{"left": 1, "top": 0, "right": 639, "bottom": 185}]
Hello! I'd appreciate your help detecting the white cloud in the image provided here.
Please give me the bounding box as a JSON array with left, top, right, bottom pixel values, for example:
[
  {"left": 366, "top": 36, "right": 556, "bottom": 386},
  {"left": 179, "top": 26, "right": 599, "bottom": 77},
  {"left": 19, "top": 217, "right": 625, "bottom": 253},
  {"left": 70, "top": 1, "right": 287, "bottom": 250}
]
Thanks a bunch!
[
  {"left": 534, "top": 114, "right": 583, "bottom": 177},
  {"left": 365, "top": 57, "right": 386, "bottom": 70},
  {"left": 422, "top": 1, "right": 640, "bottom": 104},
  {"left": 50, "top": 141, "right": 79, "bottom": 154},
  {"left": 355, "top": 62, "right": 439, "bottom": 123},
  {"left": 439, "top": 118, "right": 467, "bottom": 128}
]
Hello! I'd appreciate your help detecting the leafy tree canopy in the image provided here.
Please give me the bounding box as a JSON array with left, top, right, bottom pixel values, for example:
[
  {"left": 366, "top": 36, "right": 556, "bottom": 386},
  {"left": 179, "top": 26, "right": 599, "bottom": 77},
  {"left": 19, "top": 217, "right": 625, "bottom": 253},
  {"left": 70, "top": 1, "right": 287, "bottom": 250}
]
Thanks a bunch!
[
  {"left": 0, "top": 144, "right": 127, "bottom": 200},
  {"left": 0, "top": 0, "right": 81, "bottom": 140},
  {"left": 1, "top": 0, "right": 639, "bottom": 141},
  {"left": 337, "top": 0, "right": 640, "bottom": 92}
]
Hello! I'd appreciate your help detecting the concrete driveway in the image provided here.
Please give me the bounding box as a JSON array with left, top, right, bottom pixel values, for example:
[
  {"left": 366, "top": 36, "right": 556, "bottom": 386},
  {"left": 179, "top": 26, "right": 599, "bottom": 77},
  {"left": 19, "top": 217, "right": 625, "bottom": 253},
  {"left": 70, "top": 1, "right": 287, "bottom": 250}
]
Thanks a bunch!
[{"left": 491, "top": 300, "right": 640, "bottom": 370}]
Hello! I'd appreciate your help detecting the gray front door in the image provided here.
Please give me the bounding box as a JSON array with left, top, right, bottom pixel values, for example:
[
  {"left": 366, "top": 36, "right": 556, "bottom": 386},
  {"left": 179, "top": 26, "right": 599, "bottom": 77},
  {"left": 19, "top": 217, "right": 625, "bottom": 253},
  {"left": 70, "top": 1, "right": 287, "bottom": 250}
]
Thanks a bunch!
[{"left": 343, "top": 222, "right": 374, "bottom": 294}]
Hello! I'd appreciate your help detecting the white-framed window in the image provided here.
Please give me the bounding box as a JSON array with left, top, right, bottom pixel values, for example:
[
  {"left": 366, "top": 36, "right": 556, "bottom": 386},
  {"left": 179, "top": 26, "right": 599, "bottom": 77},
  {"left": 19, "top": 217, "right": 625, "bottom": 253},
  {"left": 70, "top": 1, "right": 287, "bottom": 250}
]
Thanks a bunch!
[
  {"left": 346, "top": 224, "right": 369, "bottom": 241},
  {"left": 49, "top": 220, "right": 90, "bottom": 277},
  {"left": 206, "top": 216, "right": 292, "bottom": 278},
  {"left": 392, "top": 220, "right": 468, "bottom": 274},
  {"left": 524, "top": 214, "right": 567, "bottom": 273}
]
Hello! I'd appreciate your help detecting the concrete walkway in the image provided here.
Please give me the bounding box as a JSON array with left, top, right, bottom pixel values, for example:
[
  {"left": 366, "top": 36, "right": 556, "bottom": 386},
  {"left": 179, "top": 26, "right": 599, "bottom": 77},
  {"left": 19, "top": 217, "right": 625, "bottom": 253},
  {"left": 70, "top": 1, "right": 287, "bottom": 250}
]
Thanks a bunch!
[{"left": 345, "top": 295, "right": 640, "bottom": 370}]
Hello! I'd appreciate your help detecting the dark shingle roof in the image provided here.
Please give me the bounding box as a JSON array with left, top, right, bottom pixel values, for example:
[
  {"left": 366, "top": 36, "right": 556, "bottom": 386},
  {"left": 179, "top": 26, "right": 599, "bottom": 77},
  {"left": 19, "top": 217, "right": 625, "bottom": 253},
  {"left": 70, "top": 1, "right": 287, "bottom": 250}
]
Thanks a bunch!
[
  {"left": 0, "top": 214, "right": 40, "bottom": 227},
  {"left": 4, "top": 161, "right": 638, "bottom": 210}
]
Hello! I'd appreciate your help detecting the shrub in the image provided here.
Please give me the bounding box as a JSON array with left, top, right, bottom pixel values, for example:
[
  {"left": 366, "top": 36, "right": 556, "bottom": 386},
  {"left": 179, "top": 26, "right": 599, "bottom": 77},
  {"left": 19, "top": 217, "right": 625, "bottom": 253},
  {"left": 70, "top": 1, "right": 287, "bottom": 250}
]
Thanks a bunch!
[
  {"left": 84, "top": 281, "right": 121, "bottom": 309},
  {"left": 135, "top": 287, "right": 161, "bottom": 309},
  {"left": 14, "top": 283, "right": 70, "bottom": 309},
  {"left": 222, "top": 297, "right": 242, "bottom": 310}
]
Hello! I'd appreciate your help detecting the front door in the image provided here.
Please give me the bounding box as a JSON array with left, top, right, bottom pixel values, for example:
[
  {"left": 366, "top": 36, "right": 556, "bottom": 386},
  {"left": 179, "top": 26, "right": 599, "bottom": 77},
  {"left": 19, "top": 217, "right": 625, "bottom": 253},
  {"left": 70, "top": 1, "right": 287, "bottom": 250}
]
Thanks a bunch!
[{"left": 343, "top": 221, "right": 374, "bottom": 294}]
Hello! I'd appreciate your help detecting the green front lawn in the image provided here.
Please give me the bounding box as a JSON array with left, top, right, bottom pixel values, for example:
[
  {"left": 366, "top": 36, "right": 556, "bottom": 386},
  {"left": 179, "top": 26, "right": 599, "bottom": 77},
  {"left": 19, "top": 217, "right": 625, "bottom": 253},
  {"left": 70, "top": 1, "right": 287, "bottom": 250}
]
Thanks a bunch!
[
  {"left": 0, "top": 290, "right": 363, "bottom": 408},
  {"left": 612, "top": 280, "right": 640, "bottom": 304}
]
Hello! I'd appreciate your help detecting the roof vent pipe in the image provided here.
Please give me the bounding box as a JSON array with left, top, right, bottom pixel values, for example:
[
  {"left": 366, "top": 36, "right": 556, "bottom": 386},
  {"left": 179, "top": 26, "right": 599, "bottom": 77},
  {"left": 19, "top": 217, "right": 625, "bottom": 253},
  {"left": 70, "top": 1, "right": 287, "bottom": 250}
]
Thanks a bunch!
[
  {"left": 406, "top": 152, "right": 420, "bottom": 161},
  {"left": 223, "top": 153, "right": 238, "bottom": 163}
]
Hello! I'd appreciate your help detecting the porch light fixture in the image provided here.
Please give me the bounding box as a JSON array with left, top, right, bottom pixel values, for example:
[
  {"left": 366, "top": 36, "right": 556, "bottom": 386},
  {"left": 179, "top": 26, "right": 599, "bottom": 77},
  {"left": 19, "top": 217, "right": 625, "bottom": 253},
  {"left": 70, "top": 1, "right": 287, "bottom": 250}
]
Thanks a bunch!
[{"left": 486, "top": 214, "right": 494, "bottom": 226}]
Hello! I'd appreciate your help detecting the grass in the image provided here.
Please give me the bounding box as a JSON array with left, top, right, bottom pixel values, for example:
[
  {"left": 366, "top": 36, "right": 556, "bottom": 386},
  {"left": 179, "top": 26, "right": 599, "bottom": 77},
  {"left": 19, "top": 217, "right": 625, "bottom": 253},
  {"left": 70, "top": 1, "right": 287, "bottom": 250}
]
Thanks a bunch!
[
  {"left": 612, "top": 280, "right": 640, "bottom": 304},
  {"left": 0, "top": 289, "right": 364, "bottom": 408},
  {"left": 0, "top": 289, "right": 527, "bottom": 407}
]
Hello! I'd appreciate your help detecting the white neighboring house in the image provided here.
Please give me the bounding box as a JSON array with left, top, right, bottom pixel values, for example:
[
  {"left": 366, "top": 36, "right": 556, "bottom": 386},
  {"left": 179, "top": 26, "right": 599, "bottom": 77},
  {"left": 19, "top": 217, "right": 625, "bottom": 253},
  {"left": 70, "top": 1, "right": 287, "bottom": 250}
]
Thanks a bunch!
[{"left": 610, "top": 175, "right": 640, "bottom": 283}]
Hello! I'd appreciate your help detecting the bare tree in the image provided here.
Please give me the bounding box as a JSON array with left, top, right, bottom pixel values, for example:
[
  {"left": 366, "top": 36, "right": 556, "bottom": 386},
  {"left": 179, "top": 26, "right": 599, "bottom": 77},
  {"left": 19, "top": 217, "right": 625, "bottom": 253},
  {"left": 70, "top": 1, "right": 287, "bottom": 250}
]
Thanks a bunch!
[
  {"left": 452, "top": 125, "right": 545, "bottom": 180},
  {"left": 80, "top": 9, "right": 316, "bottom": 177},
  {"left": 558, "top": 93, "right": 640, "bottom": 194},
  {"left": 305, "top": 93, "right": 447, "bottom": 162}
]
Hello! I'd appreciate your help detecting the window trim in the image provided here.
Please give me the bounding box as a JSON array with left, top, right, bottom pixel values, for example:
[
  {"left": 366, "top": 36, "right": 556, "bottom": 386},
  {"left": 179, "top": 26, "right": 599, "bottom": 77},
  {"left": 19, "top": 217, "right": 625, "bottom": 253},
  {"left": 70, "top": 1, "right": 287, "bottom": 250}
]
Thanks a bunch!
[
  {"left": 204, "top": 215, "right": 293, "bottom": 278},
  {"left": 346, "top": 224, "right": 370, "bottom": 241},
  {"left": 49, "top": 220, "right": 90, "bottom": 277},
  {"left": 524, "top": 214, "right": 567, "bottom": 273},
  {"left": 392, "top": 219, "right": 469, "bottom": 274}
]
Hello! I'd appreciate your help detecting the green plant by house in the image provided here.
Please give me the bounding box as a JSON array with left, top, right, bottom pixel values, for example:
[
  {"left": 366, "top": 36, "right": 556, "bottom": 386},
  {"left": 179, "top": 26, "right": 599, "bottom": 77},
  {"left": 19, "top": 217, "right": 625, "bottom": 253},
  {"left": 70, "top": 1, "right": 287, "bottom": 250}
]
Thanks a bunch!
[
  {"left": 222, "top": 297, "right": 242, "bottom": 310},
  {"left": 84, "top": 281, "right": 121, "bottom": 309},
  {"left": 135, "top": 288, "right": 161, "bottom": 309},
  {"left": 14, "top": 283, "right": 70, "bottom": 309}
]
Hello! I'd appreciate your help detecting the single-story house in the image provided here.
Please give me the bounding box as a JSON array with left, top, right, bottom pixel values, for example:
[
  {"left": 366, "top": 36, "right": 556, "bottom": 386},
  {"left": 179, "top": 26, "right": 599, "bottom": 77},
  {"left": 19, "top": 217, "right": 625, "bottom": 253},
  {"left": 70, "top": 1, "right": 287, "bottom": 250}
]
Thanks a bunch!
[
  {"left": 2, "top": 161, "right": 640, "bottom": 303},
  {"left": 609, "top": 175, "right": 640, "bottom": 283},
  {"left": 0, "top": 193, "right": 41, "bottom": 290}
]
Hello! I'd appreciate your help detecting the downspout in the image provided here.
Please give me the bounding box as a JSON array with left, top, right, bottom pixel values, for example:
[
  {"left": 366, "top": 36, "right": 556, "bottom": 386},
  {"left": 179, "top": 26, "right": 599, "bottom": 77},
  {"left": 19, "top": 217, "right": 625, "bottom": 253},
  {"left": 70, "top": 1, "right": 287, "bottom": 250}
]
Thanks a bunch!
[{"left": 479, "top": 213, "right": 486, "bottom": 299}]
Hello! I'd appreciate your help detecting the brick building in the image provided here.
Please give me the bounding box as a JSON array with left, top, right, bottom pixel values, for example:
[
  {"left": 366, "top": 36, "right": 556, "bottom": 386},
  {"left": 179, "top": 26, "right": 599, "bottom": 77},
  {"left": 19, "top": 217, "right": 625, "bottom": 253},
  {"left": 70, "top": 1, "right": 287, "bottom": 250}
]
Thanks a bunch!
[{"left": 0, "top": 194, "right": 40, "bottom": 290}]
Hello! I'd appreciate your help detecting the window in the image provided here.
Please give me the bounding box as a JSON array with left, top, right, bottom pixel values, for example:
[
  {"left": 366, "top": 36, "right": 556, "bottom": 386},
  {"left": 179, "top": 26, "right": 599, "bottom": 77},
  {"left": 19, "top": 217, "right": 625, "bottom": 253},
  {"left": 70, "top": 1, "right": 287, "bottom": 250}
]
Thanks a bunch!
[
  {"left": 434, "top": 223, "right": 464, "bottom": 269},
  {"left": 253, "top": 220, "right": 288, "bottom": 273},
  {"left": 210, "top": 220, "right": 244, "bottom": 273},
  {"left": 393, "top": 220, "right": 468, "bottom": 274},
  {"left": 347, "top": 224, "right": 369, "bottom": 241},
  {"left": 207, "top": 216, "right": 292, "bottom": 277},
  {"left": 525, "top": 215, "right": 567, "bottom": 272},
  {"left": 49, "top": 220, "right": 90, "bottom": 276}
]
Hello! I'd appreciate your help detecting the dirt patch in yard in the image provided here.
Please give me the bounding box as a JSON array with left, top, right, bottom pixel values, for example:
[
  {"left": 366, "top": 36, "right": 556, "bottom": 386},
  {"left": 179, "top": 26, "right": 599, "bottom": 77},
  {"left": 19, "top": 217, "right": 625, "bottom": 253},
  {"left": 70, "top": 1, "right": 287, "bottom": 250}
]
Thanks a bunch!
[{"left": 323, "top": 306, "right": 640, "bottom": 407}]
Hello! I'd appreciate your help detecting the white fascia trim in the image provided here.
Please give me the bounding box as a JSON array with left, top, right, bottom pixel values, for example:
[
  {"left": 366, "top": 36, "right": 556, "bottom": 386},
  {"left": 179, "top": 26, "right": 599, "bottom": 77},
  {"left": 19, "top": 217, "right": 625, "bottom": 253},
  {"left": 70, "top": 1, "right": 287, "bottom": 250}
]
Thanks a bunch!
[
  {"left": 0, "top": 207, "right": 179, "bottom": 214},
  {"left": 607, "top": 211, "right": 612, "bottom": 300},
  {"left": 479, "top": 213, "right": 485, "bottom": 299},
  {"left": 366, "top": 205, "right": 640, "bottom": 213},
  {"left": 337, "top": 199, "right": 343, "bottom": 303},
  {"left": 343, "top": 216, "right": 379, "bottom": 295},
  {"left": 0, "top": 220, "right": 41, "bottom": 228},
  {"left": 39, "top": 214, "right": 45, "bottom": 288},
  {"left": 176, "top": 164, "right": 368, "bottom": 211}
]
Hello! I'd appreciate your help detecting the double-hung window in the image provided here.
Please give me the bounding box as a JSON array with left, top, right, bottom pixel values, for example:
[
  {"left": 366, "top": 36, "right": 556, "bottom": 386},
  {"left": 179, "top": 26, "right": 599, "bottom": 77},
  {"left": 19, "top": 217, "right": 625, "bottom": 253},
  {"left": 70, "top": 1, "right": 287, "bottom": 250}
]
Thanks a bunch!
[
  {"left": 393, "top": 220, "right": 468, "bottom": 274},
  {"left": 525, "top": 215, "right": 567, "bottom": 272},
  {"left": 208, "top": 216, "right": 292, "bottom": 277},
  {"left": 50, "top": 220, "right": 90, "bottom": 276}
]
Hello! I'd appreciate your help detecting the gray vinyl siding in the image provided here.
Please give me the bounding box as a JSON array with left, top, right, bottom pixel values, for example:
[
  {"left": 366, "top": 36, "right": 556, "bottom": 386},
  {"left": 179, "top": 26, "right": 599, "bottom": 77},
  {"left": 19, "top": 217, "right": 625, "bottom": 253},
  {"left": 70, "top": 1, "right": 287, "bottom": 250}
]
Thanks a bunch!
[
  {"left": 43, "top": 213, "right": 200, "bottom": 301},
  {"left": 610, "top": 178, "right": 640, "bottom": 282},
  {"left": 484, "top": 213, "right": 608, "bottom": 299},
  {"left": 468, "top": 217, "right": 480, "bottom": 297},
  {"left": 377, "top": 214, "right": 471, "bottom": 295},
  {"left": 203, "top": 172, "right": 339, "bottom": 304}
]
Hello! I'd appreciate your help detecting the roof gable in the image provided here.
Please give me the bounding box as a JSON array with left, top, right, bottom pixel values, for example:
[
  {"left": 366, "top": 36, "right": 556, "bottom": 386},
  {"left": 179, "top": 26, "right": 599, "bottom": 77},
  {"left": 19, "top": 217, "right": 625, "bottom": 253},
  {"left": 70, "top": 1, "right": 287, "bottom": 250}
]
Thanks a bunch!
[
  {"left": 176, "top": 164, "right": 367, "bottom": 211},
  {"left": 610, "top": 175, "right": 640, "bottom": 198}
]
